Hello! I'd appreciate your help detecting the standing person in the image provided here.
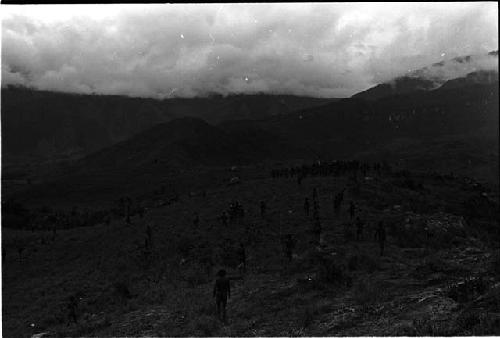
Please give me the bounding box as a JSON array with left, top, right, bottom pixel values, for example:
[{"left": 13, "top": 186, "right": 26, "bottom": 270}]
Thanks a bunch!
[
  {"left": 312, "top": 217, "right": 322, "bottom": 246},
  {"left": 304, "top": 198, "right": 310, "bottom": 216},
  {"left": 260, "top": 201, "right": 266, "bottom": 219},
  {"left": 220, "top": 211, "right": 228, "bottom": 227},
  {"left": 213, "top": 269, "right": 231, "bottom": 323},
  {"left": 312, "top": 188, "right": 318, "bottom": 203},
  {"left": 67, "top": 295, "right": 78, "bottom": 324},
  {"left": 349, "top": 201, "right": 356, "bottom": 220},
  {"left": 237, "top": 242, "right": 247, "bottom": 274},
  {"left": 283, "top": 234, "right": 296, "bottom": 262},
  {"left": 193, "top": 212, "right": 200, "bottom": 227},
  {"left": 138, "top": 206, "right": 145, "bottom": 219},
  {"left": 355, "top": 217, "right": 364, "bottom": 241},
  {"left": 146, "top": 224, "right": 153, "bottom": 249},
  {"left": 334, "top": 195, "right": 340, "bottom": 216},
  {"left": 126, "top": 197, "right": 132, "bottom": 224},
  {"left": 374, "top": 221, "right": 386, "bottom": 256}
]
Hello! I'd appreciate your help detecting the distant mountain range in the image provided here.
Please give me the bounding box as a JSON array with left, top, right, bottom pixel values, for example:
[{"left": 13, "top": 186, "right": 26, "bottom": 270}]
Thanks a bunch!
[
  {"left": 40, "top": 74, "right": 499, "bottom": 186},
  {"left": 1, "top": 87, "right": 336, "bottom": 164},
  {"left": 2, "top": 50, "right": 499, "bottom": 205},
  {"left": 353, "top": 51, "right": 498, "bottom": 100}
]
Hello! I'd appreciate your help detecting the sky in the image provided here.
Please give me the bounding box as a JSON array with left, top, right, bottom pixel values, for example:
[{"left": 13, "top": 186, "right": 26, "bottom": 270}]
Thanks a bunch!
[{"left": 1, "top": 3, "right": 498, "bottom": 98}]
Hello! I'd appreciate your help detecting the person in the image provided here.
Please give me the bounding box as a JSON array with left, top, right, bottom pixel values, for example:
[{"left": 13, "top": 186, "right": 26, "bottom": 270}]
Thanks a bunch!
[
  {"left": 213, "top": 269, "right": 231, "bottom": 323},
  {"left": 355, "top": 217, "right": 364, "bottom": 241},
  {"left": 126, "top": 197, "right": 132, "bottom": 224},
  {"left": 67, "top": 295, "right": 78, "bottom": 324},
  {"left": 17, "top": 246, "right": 25, "bottom": 263},
  {"left": 374, "top": 221, "right": 386, "bottom": 256},
  {"left": 260, "top": 201, "right": 266, "bottom": 219},
  {"left": 304, "top": 198, "right": 310, "bottom": 216},
  {"left": 312, "top": 217, "right": 321, "bottom": 245},
  {"left": 193, "top": 212, "right": 200, "bottom": 227},
  {"left": 343, "top": 222, "right": 351, "bottom": 243},
  {"left": 237, "top": 243, "right": 246, "bottom": 273},
  {"left": 283, "top": 234, "right": 296, "bottom": 262},
  {"left": 349, "top": 201, "right": 356, "bottom": 220},
  {"left": 334, "top": 196, "right": 340, "bottom": 216},
  {"left": 146, "top": 224, "right": 153, "bottom": 249},
  {"left": 138, "top": 206, "right": 145, "bottom": 219},
  {"left": 220, "top": 211, "right": 228, "bottom": 227}
]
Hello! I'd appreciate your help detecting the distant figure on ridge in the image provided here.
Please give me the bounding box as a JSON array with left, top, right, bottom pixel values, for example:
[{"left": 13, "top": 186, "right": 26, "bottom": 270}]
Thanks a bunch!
[
  {"left": 349, "top": 201, "right": 356, "bottom": 220},
  {"left": 260, "top": 200, "right": 266, "bottom": 219},
  {"left": 355, "top": 217, "right": 364, "bottom": 241},
  {"left": 304, "top": 198, "right": 310, "bottom": 216},
  {"left": 237, "top": 242, "right": 247, "bottom": 274},
  {"left": 213, "top": 269, "right": 231, "bottom": 323},
  {"left": 374, "top": 221, "right": 386, "bottom": 256}
]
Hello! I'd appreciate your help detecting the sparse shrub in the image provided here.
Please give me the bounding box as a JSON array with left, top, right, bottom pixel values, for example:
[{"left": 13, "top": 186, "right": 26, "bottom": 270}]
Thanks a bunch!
[
  {"left": 113, "top": 281, "right": 133, "bottom": 302},
  {"left": 347, "top": 253, "right": 379, "bottom": 273},
  {"left": 142, "top": 283, "right": 168, "bottom": 304},
  {"left": 301, "top": 305, "right": 315, "bottom": 328},
  {"left": 191, "top": 314, "right": 219, "bottom": 336},
  {"left": 490, "top": 250, "right": 500, "bottom": 277},
  {"left": 446, "top": 276, "right": 489, "bottom": 303},
  {"left": 412, "top": 313, "right": 456, "bottom": 336},
  {"left": 183, "top": 263, "right": 209, "bottom": 288},
  {"left": 347, "top": 254, "right": 359, "bottom": 271},
  {"left": 317, "top": 256, "right": 352, "bottom": 288},
  {"left": 352, "top": 279, "right": 387, "bottom": 305},
  {"left": 392, "top": 212, "right": 467, "bottom": 249},
  {"left": 470, "top": 313, "right": 500, "bottom": 335}
]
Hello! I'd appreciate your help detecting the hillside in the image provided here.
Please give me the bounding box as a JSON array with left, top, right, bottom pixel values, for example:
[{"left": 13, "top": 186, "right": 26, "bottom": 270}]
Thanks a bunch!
[
  {"left": 3, "top": 79, "right": 498, "bottom": 209},
  {"left": 3, "top": 160, "right": 500, "bottom": 337},
  {"left": 1, "top": 86, "right": 335, "bottom": 165},
  {"left": 77, "top": 117, "right": 305, "bottom": 170},
  {"left": 353, "top": 51, "right": 498, "bottom": 101},
  {"left": 249, "top": 82, "right": 499, "bottom": 179}
]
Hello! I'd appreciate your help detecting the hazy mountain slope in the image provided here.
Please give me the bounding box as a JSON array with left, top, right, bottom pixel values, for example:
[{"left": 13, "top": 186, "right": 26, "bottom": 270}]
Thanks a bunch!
[
  {"left": 77, "top": 117, "right": 304, "bottom": 172},
  {"left": 353, "top": 51, "right": 498, "bottom": 100},
  {"left": 253, "top": 82, "right": 498, "bottom": 153},
  {"left": 1, "top": 86, "right": 335, "bottom": 164}
]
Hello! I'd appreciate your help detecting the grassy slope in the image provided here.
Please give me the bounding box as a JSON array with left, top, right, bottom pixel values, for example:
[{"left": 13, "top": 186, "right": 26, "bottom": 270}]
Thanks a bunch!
[{"left": 2, "top": 166, "right": 500, "bottom": 337}]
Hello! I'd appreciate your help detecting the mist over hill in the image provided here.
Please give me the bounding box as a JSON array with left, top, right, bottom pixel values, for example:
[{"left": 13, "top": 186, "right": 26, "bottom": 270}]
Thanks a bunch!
[{"left": 353, "top": 51, "right": 498, "bottom": 100}]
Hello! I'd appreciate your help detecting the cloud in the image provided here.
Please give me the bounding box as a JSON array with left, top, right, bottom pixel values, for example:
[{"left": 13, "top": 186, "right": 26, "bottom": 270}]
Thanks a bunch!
[{"left": 1, "top": 3, "right": 498, "bottom": 98}]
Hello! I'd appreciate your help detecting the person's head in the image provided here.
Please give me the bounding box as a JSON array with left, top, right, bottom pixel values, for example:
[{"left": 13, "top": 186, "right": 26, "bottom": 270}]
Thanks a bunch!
[{"left": 217, "top": 269, "right": 226, "bottom": 277}]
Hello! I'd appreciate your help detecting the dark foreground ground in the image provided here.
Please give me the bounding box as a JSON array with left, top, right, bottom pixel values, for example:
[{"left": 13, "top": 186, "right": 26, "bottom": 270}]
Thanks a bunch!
[{"left": 2, "top": 164, "right": 500, "bottom": 337}]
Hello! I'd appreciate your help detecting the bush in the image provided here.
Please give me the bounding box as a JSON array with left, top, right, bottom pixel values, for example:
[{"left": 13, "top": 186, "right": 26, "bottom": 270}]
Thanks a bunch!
[
  {"left": 446, "top": 276, "right": 489, "bottom": 303},
  {"left": 318, "top": 257, "right": 351, "bottom": 287},
  {"left": 191, "top": 314, "right": 219, "bottom": 336},
  {"left": 347, "top": 253, "right": 379, "bottom": 273},
  {"left": 183, "top": 263, "right": 209, "bottom": 288},
  {"left": 456, "top": 310, "right": 500, "bottom": 335},
  {"left": 352, "top": 279, "right": 387, "bottom": 305},
  {"left": 490, "top": 250, "right": 500, "bottom": 277},
  {"left": 412, "top": 314, "right": 456, "bottom": 336}
]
